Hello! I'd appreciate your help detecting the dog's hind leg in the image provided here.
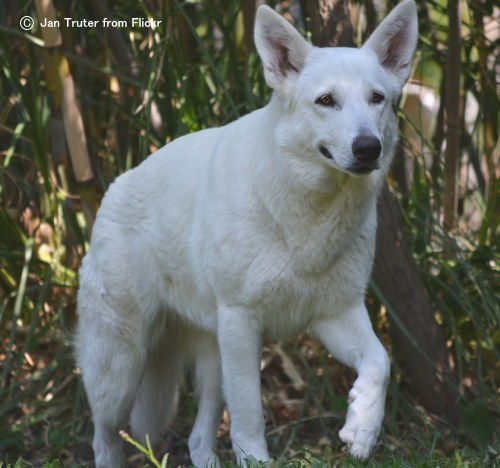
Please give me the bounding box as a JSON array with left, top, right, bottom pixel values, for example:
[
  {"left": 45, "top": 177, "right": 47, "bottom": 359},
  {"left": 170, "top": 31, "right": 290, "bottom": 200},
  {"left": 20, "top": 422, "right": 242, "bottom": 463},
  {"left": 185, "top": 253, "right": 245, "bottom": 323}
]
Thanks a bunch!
[
  {"left": 188, "top": 332, "right": 223, "bottom": 468},
  {"left": 311, "top": 302, "right": 390, "bottom": 461},
  {"left": 75, "top": 301, "right": 146, "bottom": 468},
  {"left": 129, "top": 331, "right": 185, "bottom": 448}
]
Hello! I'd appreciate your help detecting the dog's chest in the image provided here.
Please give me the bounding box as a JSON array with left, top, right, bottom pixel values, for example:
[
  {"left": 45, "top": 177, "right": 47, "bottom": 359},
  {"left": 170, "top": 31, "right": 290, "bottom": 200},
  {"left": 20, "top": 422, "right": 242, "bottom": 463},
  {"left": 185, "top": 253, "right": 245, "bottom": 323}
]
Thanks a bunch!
[
  {"left": 228, "top": 193, "right": 375, "bottom": 334},
  {"left": 237, "top": 245, "right": 358, "bottom": 338}
]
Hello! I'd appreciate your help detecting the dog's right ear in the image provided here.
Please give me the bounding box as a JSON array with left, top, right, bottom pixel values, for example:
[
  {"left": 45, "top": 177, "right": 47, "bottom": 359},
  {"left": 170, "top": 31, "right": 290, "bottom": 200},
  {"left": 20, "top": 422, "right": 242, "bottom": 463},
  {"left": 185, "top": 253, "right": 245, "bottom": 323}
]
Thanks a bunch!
[{"left": 254, "top": 5, "right": 312, "bottom": 91}]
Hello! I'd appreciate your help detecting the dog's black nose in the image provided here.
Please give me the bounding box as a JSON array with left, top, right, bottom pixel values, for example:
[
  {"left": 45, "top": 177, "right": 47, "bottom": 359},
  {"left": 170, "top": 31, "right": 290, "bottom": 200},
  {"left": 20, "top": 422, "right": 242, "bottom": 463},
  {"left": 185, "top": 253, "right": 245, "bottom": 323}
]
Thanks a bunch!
[{"left": 352, "top": 135, "right": 381, "bottom": 163}]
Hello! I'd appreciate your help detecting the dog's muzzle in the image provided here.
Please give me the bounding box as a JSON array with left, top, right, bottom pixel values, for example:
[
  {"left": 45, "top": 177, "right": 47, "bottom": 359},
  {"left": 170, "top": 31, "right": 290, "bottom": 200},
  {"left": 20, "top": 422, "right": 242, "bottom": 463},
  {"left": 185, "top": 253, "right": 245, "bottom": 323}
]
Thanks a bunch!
[{"left": 320, "top": 135, "right": 382, "bottom": 175}]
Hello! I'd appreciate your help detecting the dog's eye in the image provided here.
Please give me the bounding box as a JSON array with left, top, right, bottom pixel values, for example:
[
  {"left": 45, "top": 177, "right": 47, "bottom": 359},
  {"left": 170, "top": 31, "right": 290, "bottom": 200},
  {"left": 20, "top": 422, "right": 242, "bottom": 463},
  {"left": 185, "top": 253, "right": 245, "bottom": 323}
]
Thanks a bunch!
[
  {"left": 315, "top": 94, "right": 336, "bottom": 107},
  {"left": 372, "top": 91, "right": 385, "bottom": 104}
]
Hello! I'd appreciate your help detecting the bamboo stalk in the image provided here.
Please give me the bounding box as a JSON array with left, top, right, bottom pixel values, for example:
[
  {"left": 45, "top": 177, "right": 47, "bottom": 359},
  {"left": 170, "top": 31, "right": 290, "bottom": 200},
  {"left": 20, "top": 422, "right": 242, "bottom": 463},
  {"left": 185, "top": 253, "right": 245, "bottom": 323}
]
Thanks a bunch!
[
  {"left": 35, "top": 0, "right": 94, "bottom": 184},
  {"left": 34, "top": 0, "right": 96, "bottom": 234},
  {"left": 443, "top": 0, "right": 462, "bottom": 232}
]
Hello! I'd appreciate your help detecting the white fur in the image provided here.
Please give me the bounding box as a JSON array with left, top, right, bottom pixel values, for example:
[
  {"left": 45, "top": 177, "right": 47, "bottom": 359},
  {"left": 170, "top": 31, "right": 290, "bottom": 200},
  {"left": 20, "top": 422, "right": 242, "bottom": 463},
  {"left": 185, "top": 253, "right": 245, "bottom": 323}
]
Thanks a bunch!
[{"left": 75, "top": 1, "right": 418, "bottom": 466}]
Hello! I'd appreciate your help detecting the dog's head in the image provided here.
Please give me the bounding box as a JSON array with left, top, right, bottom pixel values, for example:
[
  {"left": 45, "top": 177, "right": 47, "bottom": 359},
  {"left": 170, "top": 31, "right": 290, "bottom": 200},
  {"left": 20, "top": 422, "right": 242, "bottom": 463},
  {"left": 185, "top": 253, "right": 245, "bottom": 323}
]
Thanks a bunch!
[{"left": 254, "top": 0, "right": 418, "bottom": 179}]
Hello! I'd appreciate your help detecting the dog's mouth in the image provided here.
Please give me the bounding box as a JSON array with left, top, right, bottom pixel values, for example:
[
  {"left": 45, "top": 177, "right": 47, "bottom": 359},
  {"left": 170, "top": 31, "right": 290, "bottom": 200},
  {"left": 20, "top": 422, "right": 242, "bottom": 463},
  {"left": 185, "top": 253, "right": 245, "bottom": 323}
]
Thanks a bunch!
[
  {"left": 348, "top": 162, "right": 380, "bottom": 175},
  {"left": 319, "top": 145, "right": 334, "bottom": 160},
  {"left": 319, "top": 145, "right": 379, "bottom": 175}
]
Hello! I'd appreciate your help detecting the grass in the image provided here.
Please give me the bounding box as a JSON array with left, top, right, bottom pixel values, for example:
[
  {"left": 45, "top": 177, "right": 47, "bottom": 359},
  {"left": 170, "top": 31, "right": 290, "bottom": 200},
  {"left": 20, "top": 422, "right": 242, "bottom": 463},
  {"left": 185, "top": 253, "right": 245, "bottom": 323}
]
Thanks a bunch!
[{"left": 0, "top": 0, "right": 498, "bottom": 466}]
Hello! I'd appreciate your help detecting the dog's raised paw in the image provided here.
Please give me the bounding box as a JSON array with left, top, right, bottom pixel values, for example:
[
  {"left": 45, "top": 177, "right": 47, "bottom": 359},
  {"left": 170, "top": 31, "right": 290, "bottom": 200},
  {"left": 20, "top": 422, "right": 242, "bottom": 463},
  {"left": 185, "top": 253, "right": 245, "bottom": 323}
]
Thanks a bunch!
[{"left": 339, "top": 424, "right": 378, "bottom": 461}]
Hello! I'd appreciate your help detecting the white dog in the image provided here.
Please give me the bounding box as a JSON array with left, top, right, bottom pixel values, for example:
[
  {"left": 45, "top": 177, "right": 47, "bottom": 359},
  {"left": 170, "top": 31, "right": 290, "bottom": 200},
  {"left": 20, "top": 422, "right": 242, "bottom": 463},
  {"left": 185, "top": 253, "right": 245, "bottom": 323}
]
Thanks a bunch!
[{"left": 75, "top": 1, "right": 418, "bottom": 466}]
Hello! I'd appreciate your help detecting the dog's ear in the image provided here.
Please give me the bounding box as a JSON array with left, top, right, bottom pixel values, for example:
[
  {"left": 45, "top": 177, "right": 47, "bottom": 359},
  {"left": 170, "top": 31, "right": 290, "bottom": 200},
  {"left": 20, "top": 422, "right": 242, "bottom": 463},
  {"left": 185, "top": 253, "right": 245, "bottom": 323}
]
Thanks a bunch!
[
  {"left": 362, "top": 0, "right": 418, "bottom": 87},
  {"left": 254, "top": 5, "right": 312, "bottom": 90}
]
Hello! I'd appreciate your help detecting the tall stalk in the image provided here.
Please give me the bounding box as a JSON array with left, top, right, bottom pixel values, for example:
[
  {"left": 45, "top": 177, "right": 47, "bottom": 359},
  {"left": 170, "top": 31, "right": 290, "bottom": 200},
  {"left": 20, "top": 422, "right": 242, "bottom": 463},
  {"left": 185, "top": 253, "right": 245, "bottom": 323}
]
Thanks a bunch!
[{"left": 442, "top": 0, "right": 462, "bottom": 232}]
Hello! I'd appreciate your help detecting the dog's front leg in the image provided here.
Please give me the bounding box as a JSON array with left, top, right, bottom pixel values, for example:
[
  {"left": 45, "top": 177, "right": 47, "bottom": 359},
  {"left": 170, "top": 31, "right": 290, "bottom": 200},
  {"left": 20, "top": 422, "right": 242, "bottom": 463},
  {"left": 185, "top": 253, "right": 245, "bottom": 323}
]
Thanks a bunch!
[
  {"left": 217, "top": 306, "right": 269, "bottom": 464},
  {"left": 312, "top": 302, "right": 390, "bottom": 460}
]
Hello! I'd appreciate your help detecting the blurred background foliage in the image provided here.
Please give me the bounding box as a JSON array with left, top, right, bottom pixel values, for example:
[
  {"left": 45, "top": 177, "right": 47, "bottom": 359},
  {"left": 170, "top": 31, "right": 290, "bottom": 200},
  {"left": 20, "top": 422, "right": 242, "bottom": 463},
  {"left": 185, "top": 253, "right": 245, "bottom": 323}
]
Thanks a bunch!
[{"left": 0, "top": 0, "right": 498, "bottom": 465}]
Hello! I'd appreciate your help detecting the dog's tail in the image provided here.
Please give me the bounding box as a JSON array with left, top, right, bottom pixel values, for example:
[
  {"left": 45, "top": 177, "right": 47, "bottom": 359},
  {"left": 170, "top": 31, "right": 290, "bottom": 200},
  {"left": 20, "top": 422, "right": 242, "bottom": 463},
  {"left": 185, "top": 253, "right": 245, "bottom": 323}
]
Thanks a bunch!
[{"left": 129, "top": 339, "right": 184, "bottom": 446}]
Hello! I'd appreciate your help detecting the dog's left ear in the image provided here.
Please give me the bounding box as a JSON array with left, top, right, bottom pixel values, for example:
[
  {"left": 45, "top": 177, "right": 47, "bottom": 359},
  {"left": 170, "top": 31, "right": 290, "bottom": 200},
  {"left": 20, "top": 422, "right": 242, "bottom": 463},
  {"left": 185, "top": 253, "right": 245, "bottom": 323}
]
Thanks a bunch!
[
  {"left": 362, "top": 0, "right": 418, "bottom": 88},
  {"left": 254, "top": 5, "right": 313, "bottom": 91}
]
